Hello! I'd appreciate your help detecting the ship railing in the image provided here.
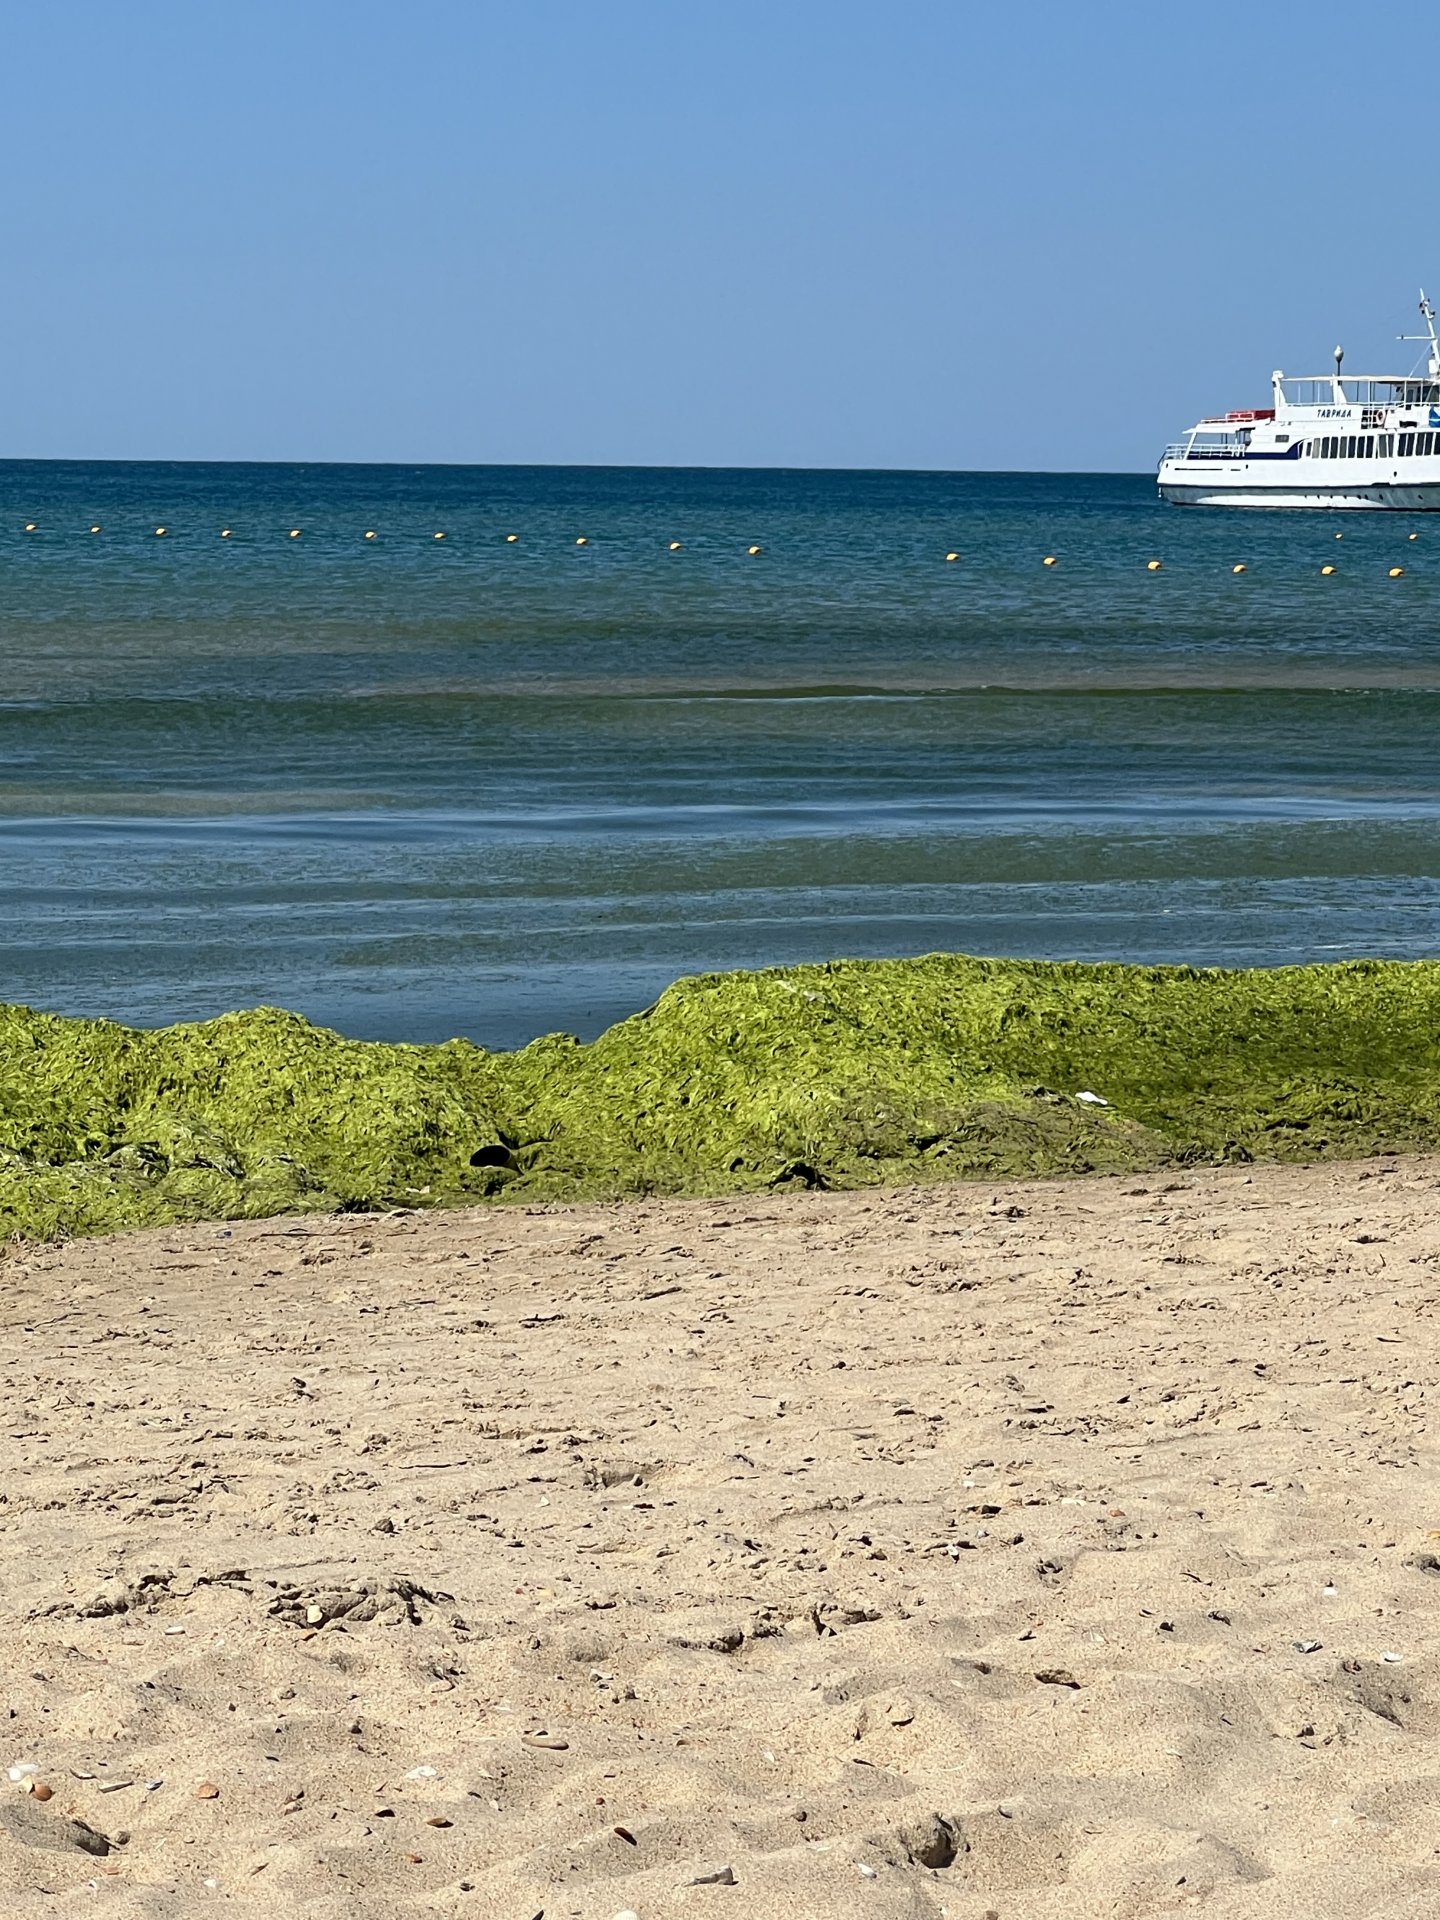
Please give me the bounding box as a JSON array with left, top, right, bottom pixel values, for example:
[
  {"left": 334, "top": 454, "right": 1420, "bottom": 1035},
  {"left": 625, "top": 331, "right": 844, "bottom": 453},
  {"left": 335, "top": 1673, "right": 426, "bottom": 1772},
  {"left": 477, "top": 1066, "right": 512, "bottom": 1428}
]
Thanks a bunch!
[{"left": 1161, "top": 442, "right": 1241, "bottom": 462}]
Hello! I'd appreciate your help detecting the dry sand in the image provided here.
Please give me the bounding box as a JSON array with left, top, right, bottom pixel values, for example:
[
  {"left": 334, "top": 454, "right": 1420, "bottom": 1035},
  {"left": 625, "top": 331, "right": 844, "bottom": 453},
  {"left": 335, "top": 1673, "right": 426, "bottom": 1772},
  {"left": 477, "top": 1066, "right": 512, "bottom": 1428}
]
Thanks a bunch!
[{"left": 3, "top": 1157, "right": 1440, "bottom": 1917}]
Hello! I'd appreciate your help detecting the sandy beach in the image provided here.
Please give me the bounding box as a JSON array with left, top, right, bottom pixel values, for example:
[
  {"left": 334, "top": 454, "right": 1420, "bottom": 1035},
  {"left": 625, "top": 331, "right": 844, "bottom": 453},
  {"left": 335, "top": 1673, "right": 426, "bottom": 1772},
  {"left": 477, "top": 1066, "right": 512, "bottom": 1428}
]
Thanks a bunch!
[{"left": 3, "top": 1156, "right": 1439, "bottom": 1917}]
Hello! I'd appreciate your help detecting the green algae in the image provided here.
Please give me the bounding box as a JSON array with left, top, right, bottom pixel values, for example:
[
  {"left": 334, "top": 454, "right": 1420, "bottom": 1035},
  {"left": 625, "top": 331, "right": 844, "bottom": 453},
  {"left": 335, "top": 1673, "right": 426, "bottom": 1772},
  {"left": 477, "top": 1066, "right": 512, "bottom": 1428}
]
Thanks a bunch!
[{"left": 6, "top": 953, "right": 1440, "bottom": 1240}]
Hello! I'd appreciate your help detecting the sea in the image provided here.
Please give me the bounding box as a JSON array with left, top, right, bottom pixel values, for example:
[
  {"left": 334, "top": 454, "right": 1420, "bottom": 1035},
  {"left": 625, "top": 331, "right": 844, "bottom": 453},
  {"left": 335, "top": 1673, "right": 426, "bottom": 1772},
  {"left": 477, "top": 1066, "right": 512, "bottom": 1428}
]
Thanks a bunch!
[{"left": 2, "top": 460, "right": 1438, "bottom": 1050}]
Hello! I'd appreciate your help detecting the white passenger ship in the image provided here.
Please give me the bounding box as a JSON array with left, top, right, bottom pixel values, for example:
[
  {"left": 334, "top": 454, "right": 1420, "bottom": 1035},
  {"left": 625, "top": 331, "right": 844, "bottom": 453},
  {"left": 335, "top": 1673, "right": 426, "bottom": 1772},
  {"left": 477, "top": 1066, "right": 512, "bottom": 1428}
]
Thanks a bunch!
[{"left": 1158, "top": 294, "right": 1440, "bottom": 508}]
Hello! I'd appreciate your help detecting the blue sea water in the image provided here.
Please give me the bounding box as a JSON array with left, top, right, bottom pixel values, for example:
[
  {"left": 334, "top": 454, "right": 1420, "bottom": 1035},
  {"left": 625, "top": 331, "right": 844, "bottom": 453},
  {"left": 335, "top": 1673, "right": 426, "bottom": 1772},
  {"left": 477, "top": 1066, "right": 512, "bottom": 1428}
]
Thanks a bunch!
[{"left": 2, "top": 460, "right": 1439, "bottom": 1048}]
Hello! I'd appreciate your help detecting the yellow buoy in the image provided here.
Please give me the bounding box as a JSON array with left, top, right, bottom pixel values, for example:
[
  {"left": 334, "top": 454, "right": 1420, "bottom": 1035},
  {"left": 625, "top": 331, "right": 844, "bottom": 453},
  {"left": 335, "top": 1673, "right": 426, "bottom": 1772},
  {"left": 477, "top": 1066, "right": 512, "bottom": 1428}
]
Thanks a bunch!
[
  {"left": 945, "top": 551, "right": 959, "bottom": 562},
  {"left": 1321, "top": 564, "right": 1336, "bottom": 575},
  {"left": 364, "top": 530, "right": 376, "bottom": 540},
  {"left": 748, "top": 545, "right": 762, "bottom": 555},
  {"left": 1389, "top": 567, "right": 1405, "bottom": 577},
  {"left": 575, "top": 536, "right": 588, "bottom": 546},
  {"left": 289, "top": 528, "right": 301, "bottom": 538},
  {"left": 1232, "top": 563, "right": 1246, "bottom": 573},
  {"left": 1042, "top": 555, "right": 1057, "bottom": 566},
  {"left": 155, "top": 526, "right": 167, "bottom": 536},
  {"left": 668, "top": 541, "right": 683, "bottom": 551},
  {"left": 505, "top": 533, "right": 518, "bottom": 543},
  {"left": 1146, "top": 559, "right": 1162, "bottom": 571}
]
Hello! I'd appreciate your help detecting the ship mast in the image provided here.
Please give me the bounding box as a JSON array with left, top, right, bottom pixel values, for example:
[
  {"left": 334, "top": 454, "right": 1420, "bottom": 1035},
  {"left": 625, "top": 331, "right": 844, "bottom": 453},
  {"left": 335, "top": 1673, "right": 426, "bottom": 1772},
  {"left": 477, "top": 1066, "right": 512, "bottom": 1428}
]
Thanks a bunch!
[{"left": 1397, "top": 290, "right": 1440, "bottom": 378}]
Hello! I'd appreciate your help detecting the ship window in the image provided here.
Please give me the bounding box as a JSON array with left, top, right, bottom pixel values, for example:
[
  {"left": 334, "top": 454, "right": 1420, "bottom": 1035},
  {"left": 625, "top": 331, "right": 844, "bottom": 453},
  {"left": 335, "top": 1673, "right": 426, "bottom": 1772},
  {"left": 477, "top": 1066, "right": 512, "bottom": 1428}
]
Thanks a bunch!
[
  {"left": 1322, "top": 436, "right": 1333, "bottom": 458},
  {"left": 1380, "top": 434, "right": 1393, "bottom": 457},
  {"left": 1401, "top": 433, "right": 1414, "bottom": 456},
  {"left": 1426, "top": 432, "right": 1437, "bottom": 456},
  {"left": 1276, "top": 434, "right": 1289, "bottom": 444}
]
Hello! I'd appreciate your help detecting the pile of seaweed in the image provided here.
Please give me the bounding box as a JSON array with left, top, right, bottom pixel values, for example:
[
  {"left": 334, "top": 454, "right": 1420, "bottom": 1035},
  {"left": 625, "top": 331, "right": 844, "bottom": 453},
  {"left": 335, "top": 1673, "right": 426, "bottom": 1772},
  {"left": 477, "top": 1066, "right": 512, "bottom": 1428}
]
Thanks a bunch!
[{"left": 5, "top": 953, "right": 1440, "bottom": 1240}]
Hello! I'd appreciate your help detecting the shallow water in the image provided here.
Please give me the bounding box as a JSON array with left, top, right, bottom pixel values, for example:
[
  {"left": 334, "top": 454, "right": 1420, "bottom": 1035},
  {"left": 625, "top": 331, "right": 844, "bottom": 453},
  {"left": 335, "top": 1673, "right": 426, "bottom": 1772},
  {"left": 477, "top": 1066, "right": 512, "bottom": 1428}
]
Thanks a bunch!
[{"left": 2, "top": 460, "right": 1437, "bottom": 1046}]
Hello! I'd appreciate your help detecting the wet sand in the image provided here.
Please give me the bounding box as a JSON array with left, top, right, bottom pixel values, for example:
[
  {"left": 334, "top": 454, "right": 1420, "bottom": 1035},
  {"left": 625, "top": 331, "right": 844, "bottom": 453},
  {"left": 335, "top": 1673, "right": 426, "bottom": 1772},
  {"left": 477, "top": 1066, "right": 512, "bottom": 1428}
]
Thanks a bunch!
[{"left": 3, "top": 1156, "right": 1439, "bottom": 1916}]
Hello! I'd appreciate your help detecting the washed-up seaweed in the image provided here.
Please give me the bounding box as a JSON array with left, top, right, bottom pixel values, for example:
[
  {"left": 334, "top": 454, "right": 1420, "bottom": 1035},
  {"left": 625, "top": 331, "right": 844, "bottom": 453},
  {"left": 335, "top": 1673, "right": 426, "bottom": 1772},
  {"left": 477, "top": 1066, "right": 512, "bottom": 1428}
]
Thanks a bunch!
[{"left": 5, "top": 953, "right": 1440, "bottom": 1239}]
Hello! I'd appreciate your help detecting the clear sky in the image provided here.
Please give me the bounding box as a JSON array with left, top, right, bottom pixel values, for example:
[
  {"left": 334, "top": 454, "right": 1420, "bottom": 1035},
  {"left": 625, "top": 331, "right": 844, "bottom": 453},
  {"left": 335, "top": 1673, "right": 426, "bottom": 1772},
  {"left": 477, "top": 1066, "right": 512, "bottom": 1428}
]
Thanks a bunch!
[{"left": 2, "top": 0, "right": 1435, "bottom": 470}]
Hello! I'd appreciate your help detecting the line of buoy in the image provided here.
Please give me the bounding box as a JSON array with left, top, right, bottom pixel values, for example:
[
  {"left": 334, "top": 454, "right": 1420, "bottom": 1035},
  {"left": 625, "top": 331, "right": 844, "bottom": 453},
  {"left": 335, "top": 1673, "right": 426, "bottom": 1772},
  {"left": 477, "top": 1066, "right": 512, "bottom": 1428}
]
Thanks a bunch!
[
  {"left": 7, "top": 525, "right": 1433, "bottom": 572},
  {"left": 13, "top": 524, "right": 764, "bottom": 547}
]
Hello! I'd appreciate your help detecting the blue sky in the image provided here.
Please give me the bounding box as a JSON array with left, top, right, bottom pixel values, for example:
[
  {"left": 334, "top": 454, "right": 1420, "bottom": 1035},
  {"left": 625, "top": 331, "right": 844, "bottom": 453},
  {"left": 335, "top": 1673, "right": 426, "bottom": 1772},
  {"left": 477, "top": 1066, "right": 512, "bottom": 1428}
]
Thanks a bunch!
[{"left": 1, "top": 0, "right": 1434, "bottom": 469}]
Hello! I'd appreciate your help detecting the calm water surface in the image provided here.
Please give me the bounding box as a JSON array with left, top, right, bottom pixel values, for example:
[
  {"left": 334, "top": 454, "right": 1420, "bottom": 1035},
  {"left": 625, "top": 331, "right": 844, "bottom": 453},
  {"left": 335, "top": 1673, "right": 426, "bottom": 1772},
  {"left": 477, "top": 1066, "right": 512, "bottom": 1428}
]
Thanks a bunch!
[{"left": 2, "top": 461, "right": 1438, "bottom": 1046}]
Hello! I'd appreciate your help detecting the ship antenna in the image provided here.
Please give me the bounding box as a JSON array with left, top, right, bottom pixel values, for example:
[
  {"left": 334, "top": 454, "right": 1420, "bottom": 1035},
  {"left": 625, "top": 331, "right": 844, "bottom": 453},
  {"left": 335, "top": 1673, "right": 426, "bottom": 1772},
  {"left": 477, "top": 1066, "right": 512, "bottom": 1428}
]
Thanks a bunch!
[{"left": 1397, "top": 290, "right": 1440, "bottom": 378}]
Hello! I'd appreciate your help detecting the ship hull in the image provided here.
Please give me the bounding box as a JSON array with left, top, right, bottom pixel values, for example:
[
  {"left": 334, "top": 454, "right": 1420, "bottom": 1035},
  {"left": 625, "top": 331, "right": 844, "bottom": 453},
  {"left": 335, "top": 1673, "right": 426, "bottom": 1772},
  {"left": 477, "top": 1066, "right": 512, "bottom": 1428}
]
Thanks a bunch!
[{"left": 1158, "top": 477, "right": 1440, "bottom": 510}]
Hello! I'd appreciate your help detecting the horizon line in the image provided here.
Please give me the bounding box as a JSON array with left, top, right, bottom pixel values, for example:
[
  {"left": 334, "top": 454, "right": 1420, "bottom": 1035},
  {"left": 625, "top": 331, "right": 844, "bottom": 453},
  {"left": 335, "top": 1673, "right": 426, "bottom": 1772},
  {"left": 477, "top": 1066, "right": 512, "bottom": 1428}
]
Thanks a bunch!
[{"left": 0, "top": 455, "right": 1153, "bottom": 477}]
